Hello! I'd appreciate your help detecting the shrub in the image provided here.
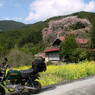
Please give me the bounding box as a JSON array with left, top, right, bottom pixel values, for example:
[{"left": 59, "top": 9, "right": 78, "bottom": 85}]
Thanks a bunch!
[
  {"left": 6, "top": 49, "right": 34, "bottom": 67},
  {"left": 72, "top": 48, "right": 90, "bottom": 62},
  {"left": 60, "top": 35, "right": 79, "bottom": 62},
  {"left": 90, "top": 26, "right": 95, "bottom": 48}
]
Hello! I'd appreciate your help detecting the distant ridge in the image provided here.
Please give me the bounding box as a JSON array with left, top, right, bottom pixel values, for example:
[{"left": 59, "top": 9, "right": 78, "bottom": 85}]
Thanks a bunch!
[{"left": 0, "top": 20, "right": 25, "bottom": 31}]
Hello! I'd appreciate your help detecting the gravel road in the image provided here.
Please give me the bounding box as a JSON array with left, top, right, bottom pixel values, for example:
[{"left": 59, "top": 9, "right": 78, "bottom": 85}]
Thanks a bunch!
[{"left": 36, "top": 76, "right": 95, "bottom": 95}]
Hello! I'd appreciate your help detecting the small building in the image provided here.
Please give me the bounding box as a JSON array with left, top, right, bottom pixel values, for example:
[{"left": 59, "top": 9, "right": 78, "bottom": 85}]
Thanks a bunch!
[
  {"left": 44, "top": 47, "right": 60, "bottom": 61},
  {"left": 44, "top": 36, "right": 65, "bottom": 62}
]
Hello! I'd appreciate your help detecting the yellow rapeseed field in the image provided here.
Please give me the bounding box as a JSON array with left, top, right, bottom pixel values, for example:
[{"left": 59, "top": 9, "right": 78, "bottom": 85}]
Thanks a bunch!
[
  {"left": 39, "top": 61, "right": 95, "bottom": 86},
  {"left": 13, "top": 61, "right": 95, "bottom": 86}
]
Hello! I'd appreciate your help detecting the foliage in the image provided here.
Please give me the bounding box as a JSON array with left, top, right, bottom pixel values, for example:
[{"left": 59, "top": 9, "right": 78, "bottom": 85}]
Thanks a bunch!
[
  {"left": 72, "top": 48, "right": 90, "bottom": 62},
  {"left": 0, "top": 20, "right": 25, "bottom": 31},
  {"left": 60, "top": 36, "right": 90, "bottom": 62},
  {"left": 74, "top": 11, "right": 95, "bottom": 26},
  {"left": 0, "top": 46, "right": 9, "bottom": 57},
  {"left": 18, "top": 31, "right": 42, "bottom": 47},
  {"left": 0, "top": 21, "right": 47, "bottom": 57},
  {"left": 43, "top": 15, "right": 90, "bottom": 42},
  {"left": 19, "top": 42, "right": 46, "bottom": 55},
  {"left": 69, "top": 22, "right": 86, "bottom": 30},
  {"left": 39, "top": 61, "right": 95, "bottom": 86},
  {"left": 60, "top": 35, "right": 79, "bottom": 62},
  {"left": 47, "top": 11, "right": 95, "bottom": 26},
  {"left": 90, "top": 27, "right": 95, "bottom": 48},
  {"left": 6, "top": 49, "right": 34, "bottom": 67}
]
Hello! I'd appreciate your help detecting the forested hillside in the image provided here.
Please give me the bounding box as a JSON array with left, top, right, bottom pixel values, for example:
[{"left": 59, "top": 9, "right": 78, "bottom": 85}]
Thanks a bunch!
[
  {"left": 0, "top": 11, "right": 95, "bottom": 60},
  {"left": 0, "top": 21, "right": 47, "bottom": 57}
]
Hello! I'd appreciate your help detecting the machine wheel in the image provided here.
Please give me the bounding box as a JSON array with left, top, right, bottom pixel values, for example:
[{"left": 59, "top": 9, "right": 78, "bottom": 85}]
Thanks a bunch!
[
  {"left": 29, "top": 81, "right": 41, "bottom": 94},
  {"left": 0, "top": 86, "right": 5, "bottom": 95}
]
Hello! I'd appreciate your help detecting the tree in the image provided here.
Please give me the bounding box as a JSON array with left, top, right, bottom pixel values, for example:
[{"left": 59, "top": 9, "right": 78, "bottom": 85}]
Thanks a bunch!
[
  {"left": 60, "top": 35, "right": 79, "bottom": 62},
  {"left": 90, "top": 26, "right": 95, "bottom": 48},
  {"left": 72, "top": 48, "right": 90, "bottom": 62}
]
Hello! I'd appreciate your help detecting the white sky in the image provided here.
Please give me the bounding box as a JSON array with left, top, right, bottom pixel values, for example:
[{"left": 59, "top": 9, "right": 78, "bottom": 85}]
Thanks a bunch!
[{"left": 26, "top": 0, "right": 95, "bottom": 23}]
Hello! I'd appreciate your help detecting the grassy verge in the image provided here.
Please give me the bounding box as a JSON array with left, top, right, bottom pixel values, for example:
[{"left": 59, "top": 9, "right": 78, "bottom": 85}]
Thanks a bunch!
[{"left": 13, "top": 61, "right": 95, "bottom": 86}]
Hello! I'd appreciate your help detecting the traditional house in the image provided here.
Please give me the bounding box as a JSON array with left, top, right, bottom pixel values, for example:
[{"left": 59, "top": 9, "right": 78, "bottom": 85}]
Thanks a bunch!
[
  {"left": 44, "top": 36, "right": 65, "bottom": 61},
  {"left": 44, "top": 47, "right": 60, "bottom": 61},
  {"left": 44, "top": 36, "right": 89, "bottom": 62}
]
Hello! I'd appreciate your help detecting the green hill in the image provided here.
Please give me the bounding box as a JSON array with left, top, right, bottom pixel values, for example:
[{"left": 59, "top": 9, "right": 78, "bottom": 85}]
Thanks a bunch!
[
  {"left": 0, "top": 20, "right": 25, "bottom": 32},
  {"left": 47, "top": 11, "right": 95, "bottom": 25},
  {"left": 0, "top": 11, "right": 95, "bottom": 56}
]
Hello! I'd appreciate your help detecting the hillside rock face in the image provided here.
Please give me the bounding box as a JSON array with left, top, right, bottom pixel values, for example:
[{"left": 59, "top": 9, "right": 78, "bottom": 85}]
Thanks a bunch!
[{"left": 42, "top": 16, "right": 91, "bottom": 42}]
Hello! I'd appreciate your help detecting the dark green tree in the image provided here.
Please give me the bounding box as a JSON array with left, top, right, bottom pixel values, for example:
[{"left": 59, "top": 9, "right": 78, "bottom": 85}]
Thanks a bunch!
[
  {"left": 90, "top": 26, "right": 95, "bottom": 48},
  {"left": 60, "top": 35, "right": 79, "bottom": 62}
]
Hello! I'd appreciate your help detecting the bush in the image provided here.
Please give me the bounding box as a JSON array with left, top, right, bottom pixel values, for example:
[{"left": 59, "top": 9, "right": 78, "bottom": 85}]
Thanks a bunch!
[
  {"left": 90, "top": 27, "right": 95, "bottom": 48},
  {"left": 19, "top": 42, "right": 46, "bottom": 55},
  {"left": 6, "top": 49, "right": 34, "bottom": 67},
  {"left": 72, "top": 48, "right": 90, "bottom": 62},
  {"left": 60, "top": 35, "right": 79, "bottom": 62},
  {"left": 0, "top": 46, "right": 9, "bottom": 57}
]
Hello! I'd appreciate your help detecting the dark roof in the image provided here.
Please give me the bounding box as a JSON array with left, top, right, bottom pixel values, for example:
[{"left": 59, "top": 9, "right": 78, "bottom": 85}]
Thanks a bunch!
[{"left": 52, "top": 36, "right": 65, "bottom": 46}]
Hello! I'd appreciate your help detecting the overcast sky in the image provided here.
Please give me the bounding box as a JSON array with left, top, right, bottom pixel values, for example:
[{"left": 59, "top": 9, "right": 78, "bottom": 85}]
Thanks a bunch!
[{"left": 0, "top": 0, "right": 95, "bottom": 24}]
